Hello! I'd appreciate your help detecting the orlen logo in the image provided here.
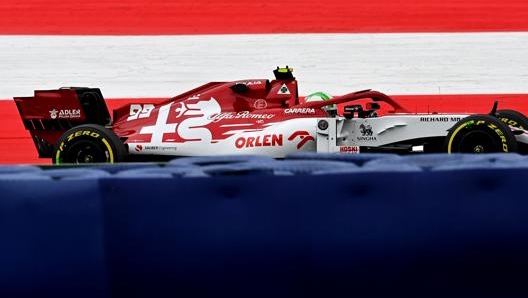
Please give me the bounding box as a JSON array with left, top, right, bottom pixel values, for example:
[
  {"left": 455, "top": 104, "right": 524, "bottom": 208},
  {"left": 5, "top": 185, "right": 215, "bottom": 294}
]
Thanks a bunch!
[
  {"left": 288, "top": 131, "right": 315, "bottom": 149},
  {"left": 235, "top": 134, "right": 283, "bottom": 148},
  {"left": 234, "top": 131, "right": 314, "bottom": 150}
]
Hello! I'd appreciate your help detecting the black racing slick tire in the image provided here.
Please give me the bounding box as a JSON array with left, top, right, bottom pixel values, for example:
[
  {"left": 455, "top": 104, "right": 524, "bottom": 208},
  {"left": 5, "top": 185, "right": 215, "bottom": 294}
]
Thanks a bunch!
[
  {"left": 445, "top": 114, "right": 517, "bottom": 154},
  {"left": 496, "top": 109, "right": 528, "bottom": 130},
  {"left": 52, "top": 124, "right": 127, "bottom": 164}
]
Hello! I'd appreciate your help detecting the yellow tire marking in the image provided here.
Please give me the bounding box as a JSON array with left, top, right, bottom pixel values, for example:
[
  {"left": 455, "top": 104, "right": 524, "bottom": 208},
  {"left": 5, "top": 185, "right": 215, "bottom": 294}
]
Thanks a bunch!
[
  {"left": 55, "top": 147, "right": 62, "bottom": 164},
  {"left": 447, "top": 121, "right": 472, "bottom": 154},
  {"left": 102, "top": 138, "right": 114, "bottom": 163}
]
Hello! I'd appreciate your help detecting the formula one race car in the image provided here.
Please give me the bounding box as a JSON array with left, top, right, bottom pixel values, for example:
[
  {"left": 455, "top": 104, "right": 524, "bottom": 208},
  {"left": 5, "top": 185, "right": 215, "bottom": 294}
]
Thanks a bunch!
[{"left": 14, "top": 67, "right": 528, "bottom": 164}]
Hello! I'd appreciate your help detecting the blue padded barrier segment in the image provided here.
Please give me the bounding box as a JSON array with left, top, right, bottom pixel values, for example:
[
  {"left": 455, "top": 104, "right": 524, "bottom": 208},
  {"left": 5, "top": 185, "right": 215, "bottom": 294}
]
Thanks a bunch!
[
  {"left": 38, "top": 168, "right": 111, "bottom": 180},
  {"left": 285, "top": 152, "right": 403, "bottom": 166},
  {"left": 0, "top": 180, "right": 108, "bottom": 298},
  {"left": 0, "top": 165, "right": 42, "bottom": 174},
  {"left": 362, "top": 153, "right": 472, "bottom": 170},
  {"left": 197, "top": 163, "right": 277, "bottom": 176},
  {"left": 4, "top": 154, "right": 528, "bottom": 297},
  {"left": 430, "top": 153, "right": 528, "bottom": 171},
  {"left": 313, "top": 162, "right": 423, "bottom": 174},
  {"left": 397, "top": 153, "right": 476, "bottom": 168},
  {"left": 0, "top": 173, "right": 52, "bottom": 181},
  {"left": 463, "top": 152, "right": 527, "bottom": 162},
  {"left": 99, "top": 175, "right": 313, "bottom": 298},
  {"left": 114, "top": 166, "right": 208, "bottom": 179},
  {"left": 198, "top": 160, "right": 357, "bottom": 176},
  {"left": 114, "top": 166, "right": 208, "bottom": 178},
  {"left": 432, "top": 159, "right": 528, "bottom": 171},
  {"left": 167, "top": 155, "right": 275, "bottom": 167},
  {"left": 98, "top": 168, "right": 528, "bottom": 298},
  {"left": 86, "top": 162, "right": 162, "bottom": 174}
]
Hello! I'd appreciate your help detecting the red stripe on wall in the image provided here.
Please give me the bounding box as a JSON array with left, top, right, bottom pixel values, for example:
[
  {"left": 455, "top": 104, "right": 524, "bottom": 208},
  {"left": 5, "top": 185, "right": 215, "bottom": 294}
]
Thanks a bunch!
[{"left": 1, "top": 0, "right": 528, "bottom": 35}]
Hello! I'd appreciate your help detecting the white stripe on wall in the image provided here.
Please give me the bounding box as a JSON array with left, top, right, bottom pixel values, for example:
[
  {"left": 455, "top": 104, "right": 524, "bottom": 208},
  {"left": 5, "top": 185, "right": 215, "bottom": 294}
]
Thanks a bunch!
[{"left": 1, "top": 33, "right": 528, "bottom": 99}]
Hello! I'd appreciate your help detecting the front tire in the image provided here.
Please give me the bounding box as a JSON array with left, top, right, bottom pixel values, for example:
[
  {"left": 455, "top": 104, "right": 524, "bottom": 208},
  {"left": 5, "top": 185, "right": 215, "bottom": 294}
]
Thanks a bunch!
[
  {"left": 52, "top": 124, "right": 127, "bottom": 164},
  {"left": 496, "top": 109, "right": 528, "bottom": 130},
  {"left": 445, "top": 114, "right": 517, "bottom": 154}
]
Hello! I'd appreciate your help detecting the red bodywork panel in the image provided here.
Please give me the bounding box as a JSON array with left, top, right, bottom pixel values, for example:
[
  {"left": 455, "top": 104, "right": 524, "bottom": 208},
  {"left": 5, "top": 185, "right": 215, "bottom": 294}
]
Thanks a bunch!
[
  {"left": 111, "top": 79, "right": 303, "bottom": 142},
  {"left": 13, "top": 68, "right": 408, "bottom": 159}
]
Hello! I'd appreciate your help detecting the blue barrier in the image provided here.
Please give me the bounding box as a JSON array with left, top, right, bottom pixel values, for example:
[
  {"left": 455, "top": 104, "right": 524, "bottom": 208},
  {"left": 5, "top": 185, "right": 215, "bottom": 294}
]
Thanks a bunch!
[
  {"left": 2, "top": 154, "right": 528, "bottom": 297},
  {"left": 0, "top": 179, "right": 108, "bottom": 298}
]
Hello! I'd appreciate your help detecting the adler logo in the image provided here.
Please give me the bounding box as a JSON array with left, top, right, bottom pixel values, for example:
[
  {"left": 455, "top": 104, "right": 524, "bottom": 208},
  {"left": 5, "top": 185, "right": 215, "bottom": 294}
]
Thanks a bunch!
[{"left": 49, "top": 109, "right": 81, "bottom": 119}]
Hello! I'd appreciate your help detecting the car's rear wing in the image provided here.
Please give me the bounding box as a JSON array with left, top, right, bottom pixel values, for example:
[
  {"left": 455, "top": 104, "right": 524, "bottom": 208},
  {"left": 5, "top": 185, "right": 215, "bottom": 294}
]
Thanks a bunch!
[{"left": 14, "top": 87, "right": 111, "bottom": 158}]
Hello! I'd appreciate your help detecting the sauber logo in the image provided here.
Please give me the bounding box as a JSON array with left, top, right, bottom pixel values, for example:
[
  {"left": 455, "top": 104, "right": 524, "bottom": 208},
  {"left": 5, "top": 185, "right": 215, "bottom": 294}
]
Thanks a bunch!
[
  {"left": 135, "top": 144, "right": 143, "bottom": 152},
  {"left": 288, "top": 131, "right": 315, "bottom": 149}
]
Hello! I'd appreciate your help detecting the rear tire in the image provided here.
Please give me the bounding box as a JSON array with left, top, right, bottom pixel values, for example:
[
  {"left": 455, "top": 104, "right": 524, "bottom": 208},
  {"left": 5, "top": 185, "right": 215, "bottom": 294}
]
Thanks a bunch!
[
  {"left": 52, "top": 124, "right": 127, "bottom": 164},
  {"left": 445, "top": 114, "right": 517, "bottom": 154}
]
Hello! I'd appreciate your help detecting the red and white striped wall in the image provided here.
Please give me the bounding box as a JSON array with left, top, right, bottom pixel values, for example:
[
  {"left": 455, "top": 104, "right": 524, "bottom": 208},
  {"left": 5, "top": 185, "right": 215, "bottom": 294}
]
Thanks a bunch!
[{"left": 1, "top": 0, "right": 527, "bottom": 164}]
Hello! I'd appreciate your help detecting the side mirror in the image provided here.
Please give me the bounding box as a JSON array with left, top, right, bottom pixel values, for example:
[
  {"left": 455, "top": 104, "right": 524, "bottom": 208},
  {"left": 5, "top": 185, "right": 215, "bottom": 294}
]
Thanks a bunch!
[
  {"left": 344, "top": 105, "right": 363, "bottom": 119},
  {"left": 366, "top": 102, "right": 380, "bottom": 110}
]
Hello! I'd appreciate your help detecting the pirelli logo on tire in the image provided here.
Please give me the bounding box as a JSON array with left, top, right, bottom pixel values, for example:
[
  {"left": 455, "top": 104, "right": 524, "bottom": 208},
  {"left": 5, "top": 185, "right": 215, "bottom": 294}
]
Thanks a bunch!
[
  {"left": 66, "top": 130, "right": 101, "bottom": 142},
  {"left": 446, "top": 115, "right": 517, "bottom": 154},
  {"left": 58, "top": 130, "right": 104, "bottom": 152},
  {"left": 478, "top": 121, "right": 509, "bottom": 152}
]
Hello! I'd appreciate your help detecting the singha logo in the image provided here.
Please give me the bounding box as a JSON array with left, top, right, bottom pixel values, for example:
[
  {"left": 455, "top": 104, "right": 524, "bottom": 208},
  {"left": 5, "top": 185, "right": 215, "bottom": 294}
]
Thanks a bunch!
[{"left": 359, "top": 124, "right": 373, "bottom": 136}]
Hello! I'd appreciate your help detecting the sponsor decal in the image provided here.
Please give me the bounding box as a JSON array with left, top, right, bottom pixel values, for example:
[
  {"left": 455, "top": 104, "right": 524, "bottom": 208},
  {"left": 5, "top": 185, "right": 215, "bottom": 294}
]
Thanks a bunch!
[
  {"left": 278, "top": 83, "right": 291, "bottom": 95},
  {"left": 234, "top": 130, "right": 315, "bottom": 150},
  {"left": 128, "top": 104, "right": 155, "bottom": 121},
  {"left": 500, "top": 117, "right": 525, "bottom": 130},
  {"left": 284, "top": 108, "right": 316, "bottom": 114},
  {"left": 209, "top": 111, "right": 275, "bottom": 123},
  {"left": 288, "top": 131, "right": 315, "bottom": 149},
  {"left": 66, "top": 130, "right": 100, "bottom": 142},
  {"left": 134, "top": 144, "right": 178, "bottom": 152},
  {"left": 357, "top": 124, "right": 377, "bottom": 141},
  {"left": 254, "top": 99, "right": 268, "bottom": 109},
  {"left": 340, "top": 146, "right": 360, "bottom": 153},
  {"left": 139, "top": 97, "right": 221, "bottom": 144},
  {"left": 236, "top": 80, "right": 262, "bottom": 86},
  {"left": 359, "top": 124, "right": 373, "bottom": 136},
  {"left": 49, "top": 109, "right": 81, "bottom": 119},
  {"left": 420, "top": 116, "right": 461, "bottom": 122},
  {"left": 235, "top": 134, "right": 283, "bottom": 148}
]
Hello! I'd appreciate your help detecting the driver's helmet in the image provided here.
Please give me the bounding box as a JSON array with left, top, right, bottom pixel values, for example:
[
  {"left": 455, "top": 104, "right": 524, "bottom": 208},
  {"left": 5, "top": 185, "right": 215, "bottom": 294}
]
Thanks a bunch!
[{"left": 305, "top": 91, "right": 337, "bottom": 112}]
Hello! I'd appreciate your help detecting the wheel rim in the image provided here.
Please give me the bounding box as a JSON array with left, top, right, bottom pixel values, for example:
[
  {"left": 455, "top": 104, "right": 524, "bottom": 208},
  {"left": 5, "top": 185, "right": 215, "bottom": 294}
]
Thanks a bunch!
[
  {"left": 457, "top": 130, "right": 497, "bottom": 153},
  {"left": 61, "top": 139, "right": 109, "bottom": 163}
]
